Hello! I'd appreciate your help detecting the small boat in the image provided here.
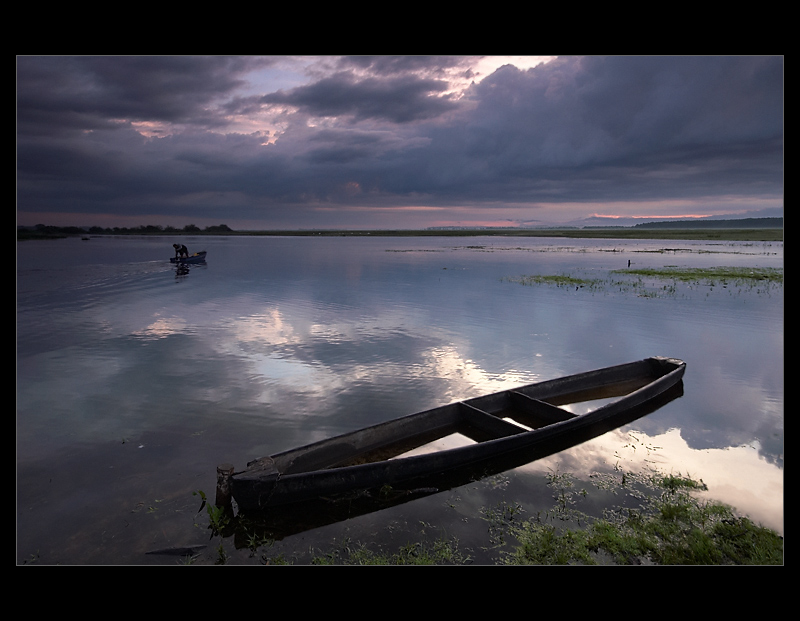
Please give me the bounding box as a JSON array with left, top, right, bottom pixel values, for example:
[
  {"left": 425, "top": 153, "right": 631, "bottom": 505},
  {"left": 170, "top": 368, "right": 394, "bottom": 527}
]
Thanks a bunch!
[
  {"left": 170, "top": 251, "right": 207, "bottom": 264},
  {"left": 221, "top": 357, "right": 685, "bottom": 512}
]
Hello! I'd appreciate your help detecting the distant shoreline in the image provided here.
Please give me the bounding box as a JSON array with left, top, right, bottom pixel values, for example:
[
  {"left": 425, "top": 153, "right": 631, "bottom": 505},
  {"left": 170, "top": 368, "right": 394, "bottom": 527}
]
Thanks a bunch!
[
  {"left": 199, "top": 229, "right": 783, "bottom": 242},
  {"left": 17, "top": 218, "right": 784, "bottom": 243},
  {"left": 228, "top": 226, "right": 783, "bottom": 242}
]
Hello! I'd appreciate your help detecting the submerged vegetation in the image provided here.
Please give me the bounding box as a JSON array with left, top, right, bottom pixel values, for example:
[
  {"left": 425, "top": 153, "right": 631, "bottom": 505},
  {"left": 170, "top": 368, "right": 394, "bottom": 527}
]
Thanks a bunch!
[
  {"left": 191, "top": 467, "right": 782, "bottom": 565},
  {"left": 498, "top": 470, "right": 783, "bottom": 565},
  {"left": 308, "top": 536, "right": 470, "bottom": 566},
  {"left": 503, "top": 274, "right": 605, "bottom": 290}
]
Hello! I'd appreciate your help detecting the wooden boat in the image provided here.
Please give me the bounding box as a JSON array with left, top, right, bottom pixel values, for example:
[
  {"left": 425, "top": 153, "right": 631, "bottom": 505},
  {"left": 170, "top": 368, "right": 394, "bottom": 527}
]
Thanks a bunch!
[
  {"left": 221, "top": 356, "right": 685, "bottom": 513},
  {"left": 170, "top": 251, "right": 207, "bottom": 264}
]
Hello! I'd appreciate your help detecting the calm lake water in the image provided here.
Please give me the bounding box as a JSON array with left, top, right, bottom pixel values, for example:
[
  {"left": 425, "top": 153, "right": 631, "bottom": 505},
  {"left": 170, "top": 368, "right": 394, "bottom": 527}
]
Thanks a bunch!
[{"left": 17, "top": 234, "right": 783, "bottom": 564}]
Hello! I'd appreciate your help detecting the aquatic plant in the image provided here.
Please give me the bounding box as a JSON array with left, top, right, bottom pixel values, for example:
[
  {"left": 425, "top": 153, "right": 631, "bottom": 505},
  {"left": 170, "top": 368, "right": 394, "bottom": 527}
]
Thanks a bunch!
[
  {"left": 309, "top": 535, "right": 470, "bottom": 566},
  {"left": 502, "top": 274, "right": 604, "bottom": 290},
  {"left": 504, "top": 266, "right": 782, "bottom": 299},
  {"left": 613, "top": 266, "right": 783, "bottom": 285},
  {"left": 193, "top": 489, "right": 231, "bottom": 536},
  {"left": 187, "top": 465, "right": 781, "bottom": 565},
  {"left": 502, "top": 469, "right": 783, "bottom": 565}
]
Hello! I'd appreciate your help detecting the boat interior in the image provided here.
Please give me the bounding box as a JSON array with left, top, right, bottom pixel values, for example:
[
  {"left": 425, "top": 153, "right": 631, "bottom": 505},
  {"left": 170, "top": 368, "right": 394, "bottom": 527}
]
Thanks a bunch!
[{"left": 270, "top": 374, "right": 658, "bottom": 474}]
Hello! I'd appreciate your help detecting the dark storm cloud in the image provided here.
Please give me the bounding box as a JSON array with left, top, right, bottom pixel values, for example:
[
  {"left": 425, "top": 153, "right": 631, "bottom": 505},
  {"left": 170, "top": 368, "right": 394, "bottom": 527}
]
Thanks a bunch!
[
  {"left": 16, "top": 55, "right": 783, "bottom": 227},
  {"left": 408, "top": 56, "right": 783, "bottom": 200},
  {"left": 260, "top": 71, "right": 459, "bottom": 123},
  {"left": 336, "top": 55, "right": 481, "bottom": 82},
  {"left": 17, "top": 56, "right": 274, "bottom": 135}
]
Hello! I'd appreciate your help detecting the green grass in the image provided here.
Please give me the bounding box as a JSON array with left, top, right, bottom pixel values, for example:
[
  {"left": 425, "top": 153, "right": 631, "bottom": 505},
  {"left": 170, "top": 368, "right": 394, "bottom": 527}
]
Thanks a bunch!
[
  {"left": 309, "top": 536, "right": 470, "bottom": 566},
  {"left": 613, "top": 266, "right": 783, "bottom": 285},
  {"left": 504, "top": 266, "right": 782, "bottom": 298},
  {"left": 499, "top": 470, "right": 783, "bottom": 565},
  {"left": 202, "top": 466, "right": 782, "bottom": 566},
  {"left": 502, "top": 274, "right": 604, "bottom": 289}
]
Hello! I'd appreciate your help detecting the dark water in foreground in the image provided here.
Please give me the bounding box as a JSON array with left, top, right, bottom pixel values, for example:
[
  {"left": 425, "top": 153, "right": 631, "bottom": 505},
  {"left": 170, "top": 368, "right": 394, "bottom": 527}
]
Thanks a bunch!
[{"left": 17, "top": 235, "right": 783, "bottom": 564}]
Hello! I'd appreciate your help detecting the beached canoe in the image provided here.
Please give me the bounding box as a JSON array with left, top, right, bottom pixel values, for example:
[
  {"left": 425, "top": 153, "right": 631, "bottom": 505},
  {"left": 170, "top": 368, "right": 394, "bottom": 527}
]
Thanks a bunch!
[
  {"left": 170, "top": 251, "right": 207, "bottom": 264},
  {"left": 221, "top": 356, "right": 685, "bottom": 512}
]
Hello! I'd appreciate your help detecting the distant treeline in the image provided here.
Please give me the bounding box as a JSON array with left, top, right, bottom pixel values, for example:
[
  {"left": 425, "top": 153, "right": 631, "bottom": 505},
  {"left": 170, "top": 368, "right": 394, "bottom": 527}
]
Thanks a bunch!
[
  {"left": 633, "top": 217, "right": 782, "bottom": 229},
  {"left": 18, "top": 218, "right": 783, "bottom": 242},
  {"left": 17, "top": 223, "right": 233, "bottom": 240}
]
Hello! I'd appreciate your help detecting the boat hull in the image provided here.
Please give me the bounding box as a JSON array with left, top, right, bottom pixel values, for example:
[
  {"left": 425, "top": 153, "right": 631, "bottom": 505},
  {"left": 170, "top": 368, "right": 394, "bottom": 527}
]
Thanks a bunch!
[
  {"left": 226, "top": 357, "right": 685, "bottom": 512},
  {"left": 170, "top": 251, "right": 207, "bottom": 264}
]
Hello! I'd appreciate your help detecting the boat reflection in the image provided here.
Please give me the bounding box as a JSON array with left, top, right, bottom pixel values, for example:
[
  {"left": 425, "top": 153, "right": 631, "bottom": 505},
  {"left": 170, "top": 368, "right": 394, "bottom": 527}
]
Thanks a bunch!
[
  {"left": 173, "top": 262, "right": 207, "bottom": 278},
  {"left": 174, "top": 264, "right": 191, "bottom": 277}
]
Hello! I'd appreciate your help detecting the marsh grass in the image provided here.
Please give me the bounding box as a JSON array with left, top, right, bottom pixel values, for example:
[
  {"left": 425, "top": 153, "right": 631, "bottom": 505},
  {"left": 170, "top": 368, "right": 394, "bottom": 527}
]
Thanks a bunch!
[
  {"left": 309, "top": 536, "right": 470, "bottom": 565},
  {"left": 613, "top": 266, "right": 783, "bottom": 285},
  {"left": 504, "top": 266, "right": 782, "bottom": 298},
  {"left": 502, "top": 274, "right": 604, "bottom": 290},
  {"left": 211, "top": 467, "right": 782, "bottom": 566},
  {"left": 498, "top": 469, "right": 783, "bottom": 565}
]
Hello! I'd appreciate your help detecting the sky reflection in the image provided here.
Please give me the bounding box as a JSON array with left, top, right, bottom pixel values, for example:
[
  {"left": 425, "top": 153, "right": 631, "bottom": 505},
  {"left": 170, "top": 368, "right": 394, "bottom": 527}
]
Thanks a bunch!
[
  {"left": 16, "top": 235, "right": 783, "bottom": 562},
  {"left": 524, "top": 426, "right": 783, "bottom": 534}
]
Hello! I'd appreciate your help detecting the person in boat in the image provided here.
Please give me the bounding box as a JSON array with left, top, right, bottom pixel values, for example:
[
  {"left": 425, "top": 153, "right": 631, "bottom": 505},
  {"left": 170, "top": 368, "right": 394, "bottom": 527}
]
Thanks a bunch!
[{"left": 173, "top": 243, "right": 189, "bottom": 259}]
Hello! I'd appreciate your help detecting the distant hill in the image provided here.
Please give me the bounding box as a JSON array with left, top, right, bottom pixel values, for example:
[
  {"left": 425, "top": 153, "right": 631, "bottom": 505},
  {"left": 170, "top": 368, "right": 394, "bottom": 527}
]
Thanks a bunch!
[{"left": 633, "top": 217, "right": 782, "bottom": 230}]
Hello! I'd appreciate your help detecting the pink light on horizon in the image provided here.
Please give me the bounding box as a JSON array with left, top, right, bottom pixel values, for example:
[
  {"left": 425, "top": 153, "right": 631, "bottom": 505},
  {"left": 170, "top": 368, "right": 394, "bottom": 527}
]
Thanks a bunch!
[
  {"left": 427, "top": 220, "right": 521, "bottom": 228},
  {"left": 589, "top": 213, "right": 714, "bottom": 220}
]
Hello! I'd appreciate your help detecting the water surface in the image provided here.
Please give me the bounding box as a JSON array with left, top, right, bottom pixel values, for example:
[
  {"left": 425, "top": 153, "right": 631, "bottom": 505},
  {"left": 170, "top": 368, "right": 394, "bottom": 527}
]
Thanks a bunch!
[{"left": 17, "top": 235, "right": 783, "bottom": 564}]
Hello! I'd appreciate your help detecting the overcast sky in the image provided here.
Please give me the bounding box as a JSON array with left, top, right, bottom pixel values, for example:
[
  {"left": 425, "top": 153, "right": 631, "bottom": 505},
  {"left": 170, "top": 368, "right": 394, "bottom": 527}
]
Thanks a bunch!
[{"left": 16, "top": 55, "right": 783, "bottom": 230}]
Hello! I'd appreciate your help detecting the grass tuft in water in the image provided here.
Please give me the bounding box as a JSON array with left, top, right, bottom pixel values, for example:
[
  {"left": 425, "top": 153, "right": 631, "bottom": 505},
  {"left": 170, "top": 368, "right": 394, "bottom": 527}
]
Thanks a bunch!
[
  {"left": 613, "top": 266, "right": 783, "bottom": 285},
  {"left": 501, "top": 469, "right": 783, "bottom": 565},
  {"left": 309, "top": 535, "right": 470, "bottom": 566},
  {"left": 504, "top": 266, "right": 782, "bottom": 298},
  {"left": 502, "top": 274, "right": 603, "bottom": 289}
]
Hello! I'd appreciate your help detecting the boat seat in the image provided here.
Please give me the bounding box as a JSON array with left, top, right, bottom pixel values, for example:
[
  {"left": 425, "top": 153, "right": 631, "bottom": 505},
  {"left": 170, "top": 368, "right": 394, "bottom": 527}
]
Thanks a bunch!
[
  {"left": 458, "top": 401, "right": 527, "bottom": 440},
  {"left": 507, "top": 391, "right": 578, "bottom": 427}
]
